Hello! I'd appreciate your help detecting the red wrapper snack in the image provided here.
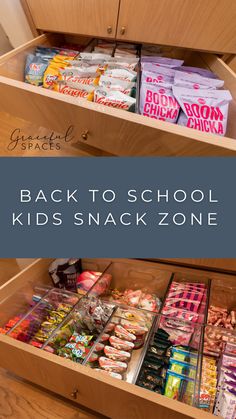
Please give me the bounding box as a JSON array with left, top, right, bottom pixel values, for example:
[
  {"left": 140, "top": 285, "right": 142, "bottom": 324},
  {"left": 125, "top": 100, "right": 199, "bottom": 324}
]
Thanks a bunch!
[
  {"left": 140, "top": 82, "right": 180, "bottom": 123},
  {"left": 77, "top": 271, "right": 111, "bottom": 295},
  {"left": 114, "top": 325, "right": 136, "bottom": 342},
  {"left": 99, "top": 357, "right": 127, "bottom": 373},
  {"left": 105, "top": 323, "right": 116, "bottom": 333},
  {"left": 122, "top": 322, "right": 148, "bottom": 349},
  {"left": 173, "top": 87, "right": 232, "bottom": 136},
  {"left": 100, "top": 333, "right": 110, "bottom": 343},
  {"left": 104, "top": 345, "right": 131, "bottom": 362},
  {"left": 109, "top": 336, "right": 134, "bottom": 351},
  {"left": 94, "top": 343, "right": 105, "bottom": 353}
]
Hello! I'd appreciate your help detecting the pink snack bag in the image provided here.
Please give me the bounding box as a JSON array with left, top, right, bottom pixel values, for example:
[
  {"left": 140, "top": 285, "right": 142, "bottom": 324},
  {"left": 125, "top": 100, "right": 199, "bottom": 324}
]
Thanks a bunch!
[
  {"left": 140, "top": 82, "right": 180, "bottom": 123},
  {"left": 174, "top": 71, "right": 224, "bottom": 90},
  {"left": 141, "top": 56, "right": 184, "bottom": 68},
  {"left": 142, "top": 65, "right": 176, "bottom": 83},
  {"left": 173, "top": 86, "right": 232, "bottom": 136}
]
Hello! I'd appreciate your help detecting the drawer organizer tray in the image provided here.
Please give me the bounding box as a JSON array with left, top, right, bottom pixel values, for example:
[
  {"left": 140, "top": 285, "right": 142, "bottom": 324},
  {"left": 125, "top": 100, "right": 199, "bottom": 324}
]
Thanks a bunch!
[{"left": 0, "top": 32, "right": 236, "bottom": 156}]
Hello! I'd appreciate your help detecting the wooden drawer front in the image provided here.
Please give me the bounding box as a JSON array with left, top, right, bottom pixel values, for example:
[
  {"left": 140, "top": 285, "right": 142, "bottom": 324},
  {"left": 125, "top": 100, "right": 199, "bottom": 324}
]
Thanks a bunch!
[
  {"left": 0, "top": 258, "right": 219, "bottom": 419},
  {"left": 117, "top": 0, "right": 236, "bottom": 54},
  {"left": 154, "top": 259, "right": 236, "bottom": 273},
  {"left": 26, "top": 0, "right": 120, "bottom": 38},
  {"left": 1, "top": 34, "right": 236, "bottom": 157}
]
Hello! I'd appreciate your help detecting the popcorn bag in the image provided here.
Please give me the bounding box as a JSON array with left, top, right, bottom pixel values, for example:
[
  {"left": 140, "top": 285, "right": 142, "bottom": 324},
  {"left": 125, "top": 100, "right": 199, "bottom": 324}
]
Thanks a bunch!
[
  {"left": 140, "top": 82, "right": 180, "bottom": 123},
  {"left": 173, "top": 87, "right": 232, "bottom": 136}
]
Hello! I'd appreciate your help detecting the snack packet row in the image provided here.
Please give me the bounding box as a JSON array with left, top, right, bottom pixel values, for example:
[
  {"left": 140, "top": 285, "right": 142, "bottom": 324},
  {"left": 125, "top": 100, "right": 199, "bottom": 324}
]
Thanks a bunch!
[
  {"left": 24, "top": 41, "right": 139, "bottom": 112},
  {"left": 86, "top": 312, "right": 149, "bottom": 380},
  {"left": 139, "top": 55, "right": 232, "bottom": 136},
  {"left": 162, "top": 280, "right": 206, "bottom": 324}
]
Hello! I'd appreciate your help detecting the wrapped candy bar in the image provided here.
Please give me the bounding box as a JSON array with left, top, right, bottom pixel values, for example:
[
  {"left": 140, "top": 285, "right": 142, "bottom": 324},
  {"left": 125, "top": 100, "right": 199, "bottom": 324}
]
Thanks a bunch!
[
  {"left": 173, "top": 86, "right": 232, "bottom": 136},
  {"left": 162, "top": 307, "right": 199, "bottom": 323},
  {"left": 115, "top": 325, "right": 136, "bottom": 342},
  {"left": 104, "top": 346, "right": 131, "bottom": 362},
  {"left": 122, "top": 322, "right": 148, "bottom": 349},
  {"left": 109, "top": 336, "right": 134, "bottom": 351},
  {"left": 99, "top": 357, "right": 127, "bottom": 373},
  {"left": 159, "top": 317, "right": 194, "bottom": 346},
  {"left": 104, "top": 323, "right": 115, "bottom": 333},
  {"left": 208, "top": 305, "right": 236, "bottom": 330}
]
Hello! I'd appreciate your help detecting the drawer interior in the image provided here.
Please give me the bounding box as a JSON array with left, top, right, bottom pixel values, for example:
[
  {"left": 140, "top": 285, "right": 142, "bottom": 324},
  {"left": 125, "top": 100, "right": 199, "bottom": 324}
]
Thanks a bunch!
[
  {"left": 2, "top": 258, "right": 236, "bottom": 417},
  {"left": 0, "top": 33, "right": 235, "bottom": 142},
  {"left": 0, "top": 258, "right": 110, "bottom": 327}
]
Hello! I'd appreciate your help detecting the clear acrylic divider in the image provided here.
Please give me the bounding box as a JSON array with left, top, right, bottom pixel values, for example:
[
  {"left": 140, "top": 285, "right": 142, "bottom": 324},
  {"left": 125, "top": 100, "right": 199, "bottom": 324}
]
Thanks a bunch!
[
  {"left": 84, "top": 305, "right": 157, "bottom": 383},
  {"left": 87, "top": 261, "right": 173, "bottom": 313},
  {"left": 6, "top": 289, "right": 80, "bottom": 347}
]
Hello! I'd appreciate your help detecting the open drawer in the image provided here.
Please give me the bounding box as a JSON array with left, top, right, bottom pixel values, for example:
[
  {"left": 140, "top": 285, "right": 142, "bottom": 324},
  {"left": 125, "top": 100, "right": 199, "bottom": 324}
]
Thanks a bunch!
[
  {"left": 0, "top": 257, "right": 236, "bottom": 418},
  {"left": 0, "top": 33, "right": 236, "bottom": 156}
]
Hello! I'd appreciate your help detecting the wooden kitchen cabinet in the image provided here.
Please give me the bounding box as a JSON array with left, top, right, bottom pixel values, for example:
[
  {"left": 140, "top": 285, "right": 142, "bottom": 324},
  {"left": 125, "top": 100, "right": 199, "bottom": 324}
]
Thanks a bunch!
[
  {"left": 0, "top": 0, "right": 233, "bottom": 156},
  {"left": 117, "top": 0, "right": 236, "bottom": 54},
  {"left": 25, "top": 0, "right": 120, "bottom": 38}
]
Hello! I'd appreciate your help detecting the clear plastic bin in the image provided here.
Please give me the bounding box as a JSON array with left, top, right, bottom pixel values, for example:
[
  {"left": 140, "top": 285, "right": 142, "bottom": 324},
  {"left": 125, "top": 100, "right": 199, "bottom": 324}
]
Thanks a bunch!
[{"left": 88, "top": 261, "right": 172, "bottom": 313}]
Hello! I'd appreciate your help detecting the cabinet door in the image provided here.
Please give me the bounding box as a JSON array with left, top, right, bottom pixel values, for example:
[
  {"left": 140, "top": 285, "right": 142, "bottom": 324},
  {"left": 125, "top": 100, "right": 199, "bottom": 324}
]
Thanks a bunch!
[
  {"left": 117, "top": 0, "right": 236, "bottom": 53},
  {"left": 26, "top": 0, "right": 120, "bottom": 38}
]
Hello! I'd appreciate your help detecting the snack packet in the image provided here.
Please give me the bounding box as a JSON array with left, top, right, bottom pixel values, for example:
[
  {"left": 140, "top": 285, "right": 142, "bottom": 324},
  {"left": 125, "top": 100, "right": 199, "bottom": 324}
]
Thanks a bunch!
[
  {"left": 25, "top": 54, "right": 49, "bottom": 86},
  {"left": 173, "top": 87, "right": 232, "bottom": 136},
  {"left": 174, "top": 65, "right": 218, "bottom": 79},
  {"left": 141, "top": 56, "right": 184, "bottom": 68},
  {"left": 142, "top": 66, "right": 176, "bottom": 84},
  {"left": 104, "top": 68, "right": 137, "bottom": 82},
  {"left": 59, "top": 73, "right": 100, "bottom": 87},
  {"left": 80, "top": 52, "right": 111, "bottom": 61},
  {"left": 54, "top": 83, "right": 94, "bottom": 100},
  {"left": 99, "top": 75, "right": 136, "bottom": 96},
  {"left": 105, "top": 57, "right": 139, "bottom": 71},
  {"left": 43, "top": 62, "right": 70, "bottom": 89},
  {"left": 140, "top": 82, "right": 180, "bottom": 123},
  {"left": 174, "top": 71, "right": 224, "bottom": 90},
  {"left": 94, "top": 88, "right": 136, "bottom": 112}
]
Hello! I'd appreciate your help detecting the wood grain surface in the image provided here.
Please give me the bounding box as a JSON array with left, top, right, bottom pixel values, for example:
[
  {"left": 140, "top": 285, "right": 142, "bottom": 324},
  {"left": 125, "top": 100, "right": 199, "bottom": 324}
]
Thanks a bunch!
[
  {"left": 25, "top": 0, "right": 119, "bottom": 39},
  {"left": 117, "top": 0, "right": 236, "bottom": 53},
  {"left": 0, "top": 260, "right": 103, "bottom": 419},
  {"left": 0, "top": 368, "right": 103, "bottom": 418}
]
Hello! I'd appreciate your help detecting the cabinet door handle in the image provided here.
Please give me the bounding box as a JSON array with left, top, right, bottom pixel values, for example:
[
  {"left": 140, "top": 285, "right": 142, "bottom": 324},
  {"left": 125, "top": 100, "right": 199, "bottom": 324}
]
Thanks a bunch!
[
  {"left": 81, "top": 130, "right": 89, "bottom": 141},
  {"left": 107, "top": 26, "right": 112, "bottom": 34},
  {"left": 70, "top": 389, "right": 79, "bottom": 399},
  {"left": 120, "top": 26, "right": 126, "bottom": 35}
]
